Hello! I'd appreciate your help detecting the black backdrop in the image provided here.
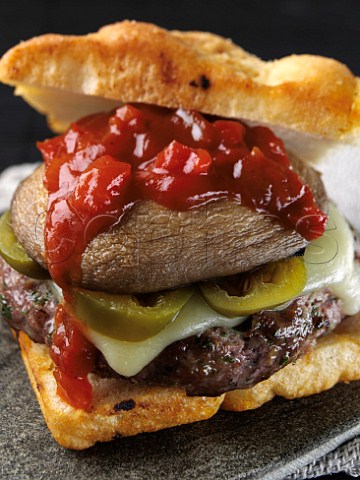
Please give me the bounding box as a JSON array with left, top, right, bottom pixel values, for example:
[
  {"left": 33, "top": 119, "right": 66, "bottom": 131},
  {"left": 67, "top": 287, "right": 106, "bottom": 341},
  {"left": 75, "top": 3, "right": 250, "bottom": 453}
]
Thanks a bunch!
[{"left": 0, "top": 0, "right": 359, "bottom": 172}]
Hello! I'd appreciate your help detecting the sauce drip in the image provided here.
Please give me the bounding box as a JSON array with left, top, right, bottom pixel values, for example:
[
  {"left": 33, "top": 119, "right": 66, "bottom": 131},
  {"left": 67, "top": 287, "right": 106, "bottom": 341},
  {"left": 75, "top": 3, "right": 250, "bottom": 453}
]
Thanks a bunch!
[
  {"left": 38, "top": 103, "right": 327, "bottom": 410},
  {"left": 50, "top": 305, "right": 96, "bottom": 411}
]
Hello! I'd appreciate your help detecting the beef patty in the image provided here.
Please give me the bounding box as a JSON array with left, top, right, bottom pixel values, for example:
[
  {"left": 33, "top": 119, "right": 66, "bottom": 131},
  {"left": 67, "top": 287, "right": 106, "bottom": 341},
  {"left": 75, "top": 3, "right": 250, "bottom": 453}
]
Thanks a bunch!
[
  {"left": 0, "top": 257, "right": 56, "bottom": 345},
  {"left": 0, "top": 256, "right": 343, "bottom": 396},
  {"left": 133, "top": 290, "right": 342, "bottom": 395}
]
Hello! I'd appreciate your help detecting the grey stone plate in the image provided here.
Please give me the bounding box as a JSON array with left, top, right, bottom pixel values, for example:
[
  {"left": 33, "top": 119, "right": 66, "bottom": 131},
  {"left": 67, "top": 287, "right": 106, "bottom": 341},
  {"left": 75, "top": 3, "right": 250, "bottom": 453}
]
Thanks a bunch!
[{"left": 1, "top": 320, "right": 360, "bottom": 480}]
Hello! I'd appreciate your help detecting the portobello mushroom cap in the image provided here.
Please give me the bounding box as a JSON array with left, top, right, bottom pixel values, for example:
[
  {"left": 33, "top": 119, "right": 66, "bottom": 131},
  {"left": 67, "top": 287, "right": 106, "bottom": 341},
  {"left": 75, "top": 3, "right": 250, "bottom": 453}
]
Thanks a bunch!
[{"left": 10, "top": 153, "right": 327, "bottom": 294}]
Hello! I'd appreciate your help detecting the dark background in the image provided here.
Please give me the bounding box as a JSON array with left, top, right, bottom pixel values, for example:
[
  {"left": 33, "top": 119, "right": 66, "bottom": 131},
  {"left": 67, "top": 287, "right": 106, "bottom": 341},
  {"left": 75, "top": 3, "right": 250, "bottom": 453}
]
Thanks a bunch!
[{"left": 0, "top": 1, "right": 359, "bottom": 478}]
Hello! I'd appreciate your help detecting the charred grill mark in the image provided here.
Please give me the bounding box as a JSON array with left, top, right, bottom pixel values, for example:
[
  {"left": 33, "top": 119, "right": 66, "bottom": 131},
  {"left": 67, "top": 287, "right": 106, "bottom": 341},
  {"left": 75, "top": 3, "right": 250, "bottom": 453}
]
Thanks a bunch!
[
  {"left": 113, "top": 399, "right": 136, "bottom": 412},
  {"left": 189, "top": 74, "right": 211, "bottom": 90}
]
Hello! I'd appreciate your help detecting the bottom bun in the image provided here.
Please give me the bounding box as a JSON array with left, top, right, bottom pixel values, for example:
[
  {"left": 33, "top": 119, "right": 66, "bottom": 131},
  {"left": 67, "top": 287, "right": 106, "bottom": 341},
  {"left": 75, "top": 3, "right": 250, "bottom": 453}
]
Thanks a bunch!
[
  {"left": 18, "top": 312, "right": 360, "bottom": 449},
  {"left": 18, "top": 332, "right": 224, "bottom": 450}
]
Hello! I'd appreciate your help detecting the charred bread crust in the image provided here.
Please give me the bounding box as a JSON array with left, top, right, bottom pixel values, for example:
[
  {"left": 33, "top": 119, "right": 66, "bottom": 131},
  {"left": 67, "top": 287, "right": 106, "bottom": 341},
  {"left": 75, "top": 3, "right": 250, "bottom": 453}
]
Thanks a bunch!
[
  {"left": 222, "top": 312, "right": 360, "bottom": 411},
  {"left": 0, "top": 20, "right": 359, "bottom": 141},
  {"left": 18, "top": 331, "right": 224, "bottom": 450}
]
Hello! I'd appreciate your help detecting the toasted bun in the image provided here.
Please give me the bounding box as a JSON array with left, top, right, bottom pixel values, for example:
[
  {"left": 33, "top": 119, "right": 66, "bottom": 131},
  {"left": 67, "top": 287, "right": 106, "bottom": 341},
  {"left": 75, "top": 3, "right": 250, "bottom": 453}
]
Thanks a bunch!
[
  {"left": 18, "top": 330, "right": 224, "bottom": 449},
  {"left": 0, "top": 20, "right": 359, "bottom": 143},
  {"left": 18, "top": 313, "right": 360, "bottom": 449}
]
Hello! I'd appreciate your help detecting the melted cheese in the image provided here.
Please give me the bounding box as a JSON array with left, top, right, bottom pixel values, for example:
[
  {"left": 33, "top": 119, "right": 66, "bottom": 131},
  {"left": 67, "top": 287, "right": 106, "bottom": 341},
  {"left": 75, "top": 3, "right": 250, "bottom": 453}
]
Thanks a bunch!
[
  {"left": 303, "top": 203, "right": 360, "bottom": 315},
  {"left": 87, "top": 292, "right": 246, "bottom": 377},
  {"left": 15, "top": 85, "right": 120, "bottom": 133}
]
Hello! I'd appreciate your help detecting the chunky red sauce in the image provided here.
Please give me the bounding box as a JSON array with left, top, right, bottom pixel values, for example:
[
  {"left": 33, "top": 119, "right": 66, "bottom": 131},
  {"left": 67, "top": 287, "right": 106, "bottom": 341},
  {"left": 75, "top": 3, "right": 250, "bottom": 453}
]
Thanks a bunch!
[
  {"left": 50, "top": 305, "right": 96, "bottom": 411},
  {"left": 38, "top": 103, "right": 327, "bottom": 410}
]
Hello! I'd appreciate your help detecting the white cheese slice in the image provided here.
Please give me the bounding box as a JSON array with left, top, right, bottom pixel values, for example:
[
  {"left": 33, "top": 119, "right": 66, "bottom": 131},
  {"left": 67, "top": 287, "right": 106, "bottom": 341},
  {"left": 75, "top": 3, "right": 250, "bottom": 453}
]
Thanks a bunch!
[
  {"left": 15, "top": 85, "right": 120, "bottom": 133},
  {"left": 304, "top": 203, "right": 360, "bottom": 315},
  {"left": 86, "top": 291, "right": 246, "bottom": 377}
]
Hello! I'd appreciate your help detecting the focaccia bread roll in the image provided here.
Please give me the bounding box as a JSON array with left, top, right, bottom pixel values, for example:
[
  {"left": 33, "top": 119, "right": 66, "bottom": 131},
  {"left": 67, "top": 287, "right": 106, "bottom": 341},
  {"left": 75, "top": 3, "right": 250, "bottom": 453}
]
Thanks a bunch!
[
  {"left": 18, "top": 331, "right": 224, "bottom": 450},
  {"left": 0, "top": 20, "right": 359, "bottom": 141}
]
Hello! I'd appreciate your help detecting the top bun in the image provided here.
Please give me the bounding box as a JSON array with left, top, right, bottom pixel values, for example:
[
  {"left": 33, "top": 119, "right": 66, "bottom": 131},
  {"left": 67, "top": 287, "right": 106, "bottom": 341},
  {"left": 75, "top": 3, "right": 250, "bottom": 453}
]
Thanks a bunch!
[{"left": 0, "top": 20, "right": 359, "bottom": 143}]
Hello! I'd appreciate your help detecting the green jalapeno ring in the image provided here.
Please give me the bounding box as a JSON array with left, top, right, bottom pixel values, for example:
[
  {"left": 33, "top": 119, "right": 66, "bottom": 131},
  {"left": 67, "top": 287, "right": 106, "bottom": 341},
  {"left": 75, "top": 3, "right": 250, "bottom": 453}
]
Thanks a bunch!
[
  {"left": 73, "top": 286, "right": 194, "bottom": 342},
  {"left": 199, "top": 257, "right": 307, "bottom": 317},
  {"left": 0, "top": 211, "right": 50, "bottom": 280}
]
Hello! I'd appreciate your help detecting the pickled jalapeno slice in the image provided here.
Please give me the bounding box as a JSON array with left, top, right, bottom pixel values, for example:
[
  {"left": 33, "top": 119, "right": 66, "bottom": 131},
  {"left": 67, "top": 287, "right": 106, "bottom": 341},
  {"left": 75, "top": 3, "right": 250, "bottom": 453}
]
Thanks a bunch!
[
  {"left": 73, "top": 286, "right": 194, "bottom": 341},
  {"left": 199, "top": 257, "right": 307, "bottom": 317},
  {"left": 0, "top": 211, "right": 49, "bottom": 280}
]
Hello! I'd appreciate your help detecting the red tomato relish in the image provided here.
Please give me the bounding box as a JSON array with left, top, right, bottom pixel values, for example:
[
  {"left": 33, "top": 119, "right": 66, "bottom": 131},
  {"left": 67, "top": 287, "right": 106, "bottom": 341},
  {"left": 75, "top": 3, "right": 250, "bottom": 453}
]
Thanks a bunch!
[
  {"left": 37, "top": 103, "right": 327, "bottom": 410},
  {"left": 50, "top": 305, "right": 96, "bottom": 411}
]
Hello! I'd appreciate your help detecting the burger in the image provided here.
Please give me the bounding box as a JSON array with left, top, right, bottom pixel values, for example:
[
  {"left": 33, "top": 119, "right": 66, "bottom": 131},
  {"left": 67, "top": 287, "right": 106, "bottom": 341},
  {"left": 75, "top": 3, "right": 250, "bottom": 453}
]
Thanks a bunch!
[{"left": 0, "top": 21, "right": 360, "bottom": 449}]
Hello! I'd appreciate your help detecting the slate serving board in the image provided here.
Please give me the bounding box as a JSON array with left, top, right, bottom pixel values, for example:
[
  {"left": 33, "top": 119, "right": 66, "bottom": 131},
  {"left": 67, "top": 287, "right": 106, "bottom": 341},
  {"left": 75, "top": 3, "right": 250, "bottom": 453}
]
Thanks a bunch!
[{"left": 1, "top": 320, "right": 360, "bottom": 480}]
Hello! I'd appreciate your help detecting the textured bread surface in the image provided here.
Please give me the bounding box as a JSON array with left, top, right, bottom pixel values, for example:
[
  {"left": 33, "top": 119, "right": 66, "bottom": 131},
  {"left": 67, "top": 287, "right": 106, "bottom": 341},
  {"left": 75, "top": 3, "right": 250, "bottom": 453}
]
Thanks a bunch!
[
  {"left": 17, "top": 313, "right": 360, "bottom": 449},
  {"left": 0, "top": 21, "right": 359, "bottom": 140},
  {"left": 18, "top": 331, "right": 224, "bottom": 450}
]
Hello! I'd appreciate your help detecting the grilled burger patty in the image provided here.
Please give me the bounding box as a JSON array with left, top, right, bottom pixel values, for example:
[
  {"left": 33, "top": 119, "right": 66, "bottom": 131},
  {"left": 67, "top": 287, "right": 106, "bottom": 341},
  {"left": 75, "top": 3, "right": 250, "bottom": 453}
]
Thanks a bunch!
[
  {"left": 133, "top": 291, "right": 342, "bottom": 395},
  {"left": 0, "top": 257, "right": 56, "bottom": 345},
  {"left": 0, "top": 256, "right": 343, "bottom": 396}
]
